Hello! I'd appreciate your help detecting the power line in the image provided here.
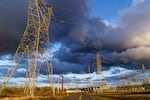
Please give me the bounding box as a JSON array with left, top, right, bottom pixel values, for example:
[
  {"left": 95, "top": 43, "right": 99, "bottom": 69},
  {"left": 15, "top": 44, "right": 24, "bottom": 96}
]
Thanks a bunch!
[
  {"left": 101, "top": 54, "right": 131, "bottom": 68},
  {"left": 43, "top": 2, "right": 86, "bottom": 25},
  {"left": 53, "top": 6, "right": 86, "bottom": 14},
  {"left": 52, "top": 16, "right": 83, "bottom": 25}
]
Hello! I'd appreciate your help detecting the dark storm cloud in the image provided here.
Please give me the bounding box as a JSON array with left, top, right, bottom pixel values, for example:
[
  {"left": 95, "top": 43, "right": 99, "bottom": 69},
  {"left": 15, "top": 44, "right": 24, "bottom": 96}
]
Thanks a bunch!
[
  {"left": 1, "top": 0, "right": 150, "bottom": 75},
  {"left": 47, "top": 0, "right": 125, "bottom": 52},
  {"left": 46, "top": 0, "right": 89, "bottom": 42},
  {"left": 0, "top": 0, "right": 95, "bottom": 74},
  {"left": 49, "top": 6, "right": 132, "bottom": 71},
  {"left": 54, "top": 45, "right": 93, "bottom": 64},
  {"left": 67, "top": 0, "right": 150, "bottom": 66},
  {"left": 0, "top": 0, "right": 27, "bottom": 54},
  {"left": 51, "top": 44, "right": 95, "bottom": 74},
  {"left": 0, "top": 0, "right": 126, "bottom": 55},
  {"left": 53, "top": 59, "right": 86, "bottom": 74}
]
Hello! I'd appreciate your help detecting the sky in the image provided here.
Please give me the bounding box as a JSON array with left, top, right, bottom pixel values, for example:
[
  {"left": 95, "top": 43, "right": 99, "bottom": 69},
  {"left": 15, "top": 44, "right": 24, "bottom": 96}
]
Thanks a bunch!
[
  {"left": 90, "top": 0, "right": 131, "bottom": 20},
  {"left": 0, "top": 0, "right": 150, "bottom": 88}
]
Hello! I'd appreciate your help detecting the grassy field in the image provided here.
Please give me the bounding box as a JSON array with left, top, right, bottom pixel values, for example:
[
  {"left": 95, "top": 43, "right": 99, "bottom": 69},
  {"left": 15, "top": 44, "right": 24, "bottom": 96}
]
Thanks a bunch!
[
  {"left": 0, "top": 86, "right": 69, "bottom": 100},
  {"left": 1, "top": 96, "right": 67, "bottom": 100},
  {"left": 1, "top": 93, "right": 150, "bottom": 100},
  {"left": 1, "top": 87, "right": 150, "bottom": 100},
  {"left": 91, "top": 94, "right": 150, "bottom": 100}
]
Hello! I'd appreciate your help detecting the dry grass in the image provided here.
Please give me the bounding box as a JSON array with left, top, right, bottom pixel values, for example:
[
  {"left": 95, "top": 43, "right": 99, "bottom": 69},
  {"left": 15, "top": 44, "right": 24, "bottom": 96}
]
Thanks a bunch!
[
  {"left": 1, "top": 96, "right": 67, "bottom": 100},
  {"left": 0, "top": 86, "right": 66, "bottom": 100},
  {"left": 91, "top": 94, "right": 150, "bottom": 100},
  {"left": 1, "top": 94, "right": 69, "bottom": 100}
]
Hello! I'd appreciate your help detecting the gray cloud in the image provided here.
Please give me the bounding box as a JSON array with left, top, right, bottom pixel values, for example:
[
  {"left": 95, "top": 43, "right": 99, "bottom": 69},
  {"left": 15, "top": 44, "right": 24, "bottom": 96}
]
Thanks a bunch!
[{"left": 111, "top": 0, "right": 150, "bottom": 64}]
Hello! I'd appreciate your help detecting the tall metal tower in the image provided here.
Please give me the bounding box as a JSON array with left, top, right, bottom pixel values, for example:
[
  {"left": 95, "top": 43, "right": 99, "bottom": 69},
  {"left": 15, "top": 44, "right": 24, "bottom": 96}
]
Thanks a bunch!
[
  {"left": 127, "top": 75, "right": 132, "bottom": 86},
  {"left": 96, "top": 52, "right": 102, "bottom": 74},
  {"left": 96, "top": 52, "right": 103, "bottom": 89},
  {"left": 133, "top": 68, "right": 140, "bottom": 85},
  {"left": 87, "top": 66, "right": 92, "bottom": 89},
  {"left": 0, "top": 0, "right": 54, "bottom": 97},
  {"left": 142, "top": 64, "right": 148, "bottom": 84},
  {"left": 61, "top": 73, "right": 64, "bottom": 94}
]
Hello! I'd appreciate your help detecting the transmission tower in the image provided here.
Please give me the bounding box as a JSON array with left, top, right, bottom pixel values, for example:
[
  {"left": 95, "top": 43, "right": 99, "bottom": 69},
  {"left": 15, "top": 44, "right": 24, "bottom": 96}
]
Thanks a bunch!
[
  {"left": 133, "top": 68, "right": 140, "bottom": 85},
  {"left": 0, "top": 0, "right": 54, "bottom": 97},
  {"left": 127, "top": 75, "right": 132, "bottom": 86},
  {"left": 87, "top": 66, "right": 92, "bottom": 90},
  {"left": 96, "top": 52, "right": 102, "bottom": 74},
  {"left": 142, "top": 64, "right": 149, "bottom": 84},
  {"left": 61, "top": 73, "right": 64, "bottom": 94},
  {"left": 95, "top": 52, "right": 103, "bottom": 89}
]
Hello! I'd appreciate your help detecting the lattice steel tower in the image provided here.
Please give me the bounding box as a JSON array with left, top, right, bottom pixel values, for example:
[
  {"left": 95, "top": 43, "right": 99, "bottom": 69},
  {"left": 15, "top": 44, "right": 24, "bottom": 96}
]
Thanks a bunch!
[
  {"left": 133, "top": 68, "right": 140, "bottom": 84},
  {"left": 96, "top": 52, "right": 102, "bottom": 74},
  {"left": 95, "top": 52, "right": 103, "bottom": 88},
  {"left": 0, "top": 0, "right": 54, "bottom": 97},
  {"left": 142, "top": 64, "right": 149, "bottom": 84}
]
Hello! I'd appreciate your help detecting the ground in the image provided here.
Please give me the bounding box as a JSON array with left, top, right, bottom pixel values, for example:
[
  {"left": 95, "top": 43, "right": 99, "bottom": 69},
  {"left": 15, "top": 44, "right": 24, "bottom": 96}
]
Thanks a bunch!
[{"left": 0, "top": 87, "right": 150, "bottom": 100}]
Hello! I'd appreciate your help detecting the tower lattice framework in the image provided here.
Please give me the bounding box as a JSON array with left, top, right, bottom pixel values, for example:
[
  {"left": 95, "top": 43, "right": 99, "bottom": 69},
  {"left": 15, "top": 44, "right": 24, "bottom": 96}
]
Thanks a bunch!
[
  {"left": 0, "top": 0, "right": 54, "bottom": 97},
  {"left": 142, "top": 64, "right": 149, "bottom": 84},
  {"left": 95, "top": 52, "right": 103, "bottom": 88},
  {"left": 96, "top": 52, "right": 102, "bottom": 74}
]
